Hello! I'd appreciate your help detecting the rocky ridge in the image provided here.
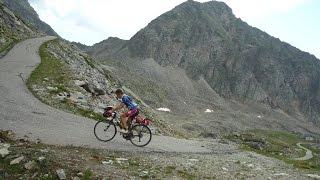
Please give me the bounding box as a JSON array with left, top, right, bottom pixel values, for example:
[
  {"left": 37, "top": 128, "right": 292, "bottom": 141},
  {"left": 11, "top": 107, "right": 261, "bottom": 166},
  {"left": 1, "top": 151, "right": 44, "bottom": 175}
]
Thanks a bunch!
[
  {"left": 0, "top": 1, "right": 39, "bottom": 57},
  {"left": 2, "top": 0, "right": 57, "bottom": 36}
]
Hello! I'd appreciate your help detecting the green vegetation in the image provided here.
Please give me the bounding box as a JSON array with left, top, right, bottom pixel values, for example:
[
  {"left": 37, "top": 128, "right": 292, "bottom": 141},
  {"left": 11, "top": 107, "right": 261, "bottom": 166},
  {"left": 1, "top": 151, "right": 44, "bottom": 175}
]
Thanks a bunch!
[
  {"left": 26, "top": 39, "right": 104, "bottom": 121},
  {"left": 27, "top": 40, "right": 71, "bottom": 88},
  {"left": 226, "top": 129, "right": 320, "bottom": 172},
  {"left": 0, "top": 40, "right": 15, "bottom": 54},
  {"left": 80, "top": 54, "right": 95, "bottom": 68},
  {"left": 81, "top": 169, "right": 93, "bottom": 180},
  {"left": 177, "top": 169, "right": 196, "bottom": 180}
]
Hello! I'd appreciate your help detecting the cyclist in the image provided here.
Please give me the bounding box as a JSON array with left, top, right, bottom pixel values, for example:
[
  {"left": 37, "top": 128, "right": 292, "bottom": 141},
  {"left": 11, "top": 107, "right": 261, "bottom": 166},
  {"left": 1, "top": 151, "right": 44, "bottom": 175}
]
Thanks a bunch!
[{"left": 112, "top": 89, "right": 139, "bottom": 134}]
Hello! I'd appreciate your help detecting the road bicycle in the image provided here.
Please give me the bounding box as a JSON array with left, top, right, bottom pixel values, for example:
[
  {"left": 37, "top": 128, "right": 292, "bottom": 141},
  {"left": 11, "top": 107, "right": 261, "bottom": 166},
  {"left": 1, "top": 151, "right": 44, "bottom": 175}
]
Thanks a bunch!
[{"left": 94, "top": 107, "right": 152, "bottom": 147}]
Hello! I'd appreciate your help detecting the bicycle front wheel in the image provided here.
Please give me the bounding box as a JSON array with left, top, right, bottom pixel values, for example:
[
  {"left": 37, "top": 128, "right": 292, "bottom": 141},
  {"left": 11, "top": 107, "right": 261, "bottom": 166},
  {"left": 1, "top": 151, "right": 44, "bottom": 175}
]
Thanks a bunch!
[
  {"left": 94, "top": 120, "right": 117, "bottom": 142},
  {"left": 130, "top": 124, "right": 152, "bottom": 147}
]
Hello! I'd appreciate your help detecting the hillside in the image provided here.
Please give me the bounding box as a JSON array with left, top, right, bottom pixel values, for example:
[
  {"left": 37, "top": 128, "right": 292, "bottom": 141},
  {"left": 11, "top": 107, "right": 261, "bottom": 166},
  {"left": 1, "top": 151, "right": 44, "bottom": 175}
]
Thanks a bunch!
[
  {"left": 88, "top": 0, "right": 320, "bottom": 136},
  {"left": 0, "top": 1, "right": 36, "bottom": 56},
  {"left": 2, "top": 0, "right": 57, "bottom": 36}
]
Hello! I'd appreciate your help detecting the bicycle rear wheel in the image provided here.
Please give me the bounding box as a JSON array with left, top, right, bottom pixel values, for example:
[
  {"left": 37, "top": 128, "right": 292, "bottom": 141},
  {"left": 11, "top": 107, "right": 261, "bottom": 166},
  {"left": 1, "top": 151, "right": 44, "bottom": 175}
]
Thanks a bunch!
[
  {"left": 94, "top": 120, "right": 117, "bottom": 142},
  {"left": 130, "top": 124, "right": 152, "bottom": 147}
]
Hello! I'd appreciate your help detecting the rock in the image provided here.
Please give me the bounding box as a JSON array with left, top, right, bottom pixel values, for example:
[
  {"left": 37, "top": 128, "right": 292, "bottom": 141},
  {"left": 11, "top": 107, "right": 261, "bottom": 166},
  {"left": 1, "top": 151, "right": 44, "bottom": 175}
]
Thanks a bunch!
[
  {"left": 72, "top": 177, "right": 80, "bottom": 180},
  {"left": 188, "top": 159, "right": 199, "bottom": 162},
  {"left": 76, "top": 172, "right": 83, "bottom": 177},
  {"left": 79, "top": 83, "right": 93, "bottom": 93},
  {"left": 24, "top": 160, "right": 36, "bottom": 170},
  {"left": 306, "top": 174, "right": 320, "bottom": 179},
  {"left": 68, "top": 96, "right": 78, "bottom": 103},
  {"left": 139, "top": 171, "right": 149, "bottom": 177},
  {"left": 116, "top": 158, "right": 128, "bottom": 164},
  {"left": 43, "top": 78, "right": 49, "bottom": 81},
  {"left": 218, "top": 139, "right": 229, "bottom": 144},
  {"left": 40, "top": 149, "right": 49, "bottom": 153},
  {"left": 222, "top": 167, "right": 228, "bottom": 171},
  {"left": 93, "top": 87, "right": 106, "bottom": 96},
  {"left": 56, "top": 169, "right": 67, "bottom": 180},
  {"left": 102, "top": 160, "right": 113, "bottom": 165},
  {"left": 38, "top": 156, "right": 45, "bottom": 162},
  {"left": 247, "top": 163, "right": 254, "bottom": 168},
  {"left": 246, "top": 141, "right": 265, "bottom": 150},
  {"left": 274, "top": 173, "right": 289, "bottom": 176},
  {"left": 75, "top": 80, "right": 86, "bottom": 86},
  {"left": 54, "top": 94, "right": 66, "bottom": 101},
  {"left": 47, "top": 86, "right": 58, "bottom": 91},
  {"left": 0, "top": 143, "right": 10, "bottom": 157},
  {"left": 10, "top": 156, "right": 24, "bottom": 165}
]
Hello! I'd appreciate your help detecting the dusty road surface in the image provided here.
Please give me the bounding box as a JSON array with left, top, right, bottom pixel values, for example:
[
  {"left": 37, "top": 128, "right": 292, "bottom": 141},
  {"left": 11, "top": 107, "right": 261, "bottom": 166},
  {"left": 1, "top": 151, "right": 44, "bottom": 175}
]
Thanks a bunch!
[
  {"left": 294, "top": 143, "right": 313, "bottom": 161},
  {"left": 0, "top": 37, "right": 237, "bottom": 154}
]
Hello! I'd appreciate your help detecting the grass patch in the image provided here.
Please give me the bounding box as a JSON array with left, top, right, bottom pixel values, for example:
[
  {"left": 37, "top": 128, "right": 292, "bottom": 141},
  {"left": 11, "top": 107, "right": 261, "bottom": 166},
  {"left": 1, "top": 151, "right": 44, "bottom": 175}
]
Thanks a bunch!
[
  {"left": 79, "top": 54, "right": 95, "bottom": 68},
  {"left": 226, "top": 129, "right": 320, "bottom": 172},
  {"left": 81, "top": 169, "right": 94, "bottom": 180},
  {"left": 177, "top": 169, "right": 196, "bottom": 180},
  {"left": 27, "top": 39, "right": 71, "bottom": 88},
  {"left": 26, "top": 39, "right": 104, "bottom": 121}
]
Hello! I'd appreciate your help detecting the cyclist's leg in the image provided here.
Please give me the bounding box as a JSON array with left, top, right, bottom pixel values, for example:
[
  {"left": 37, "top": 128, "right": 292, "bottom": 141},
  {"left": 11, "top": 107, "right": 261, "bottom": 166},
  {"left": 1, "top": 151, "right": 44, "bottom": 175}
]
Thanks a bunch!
[
  {"left": 120, "top": 112, "right": 127, "bottom": 129},
  {"left": 123, "top": 109, "right": 137, "bottom": 130}
]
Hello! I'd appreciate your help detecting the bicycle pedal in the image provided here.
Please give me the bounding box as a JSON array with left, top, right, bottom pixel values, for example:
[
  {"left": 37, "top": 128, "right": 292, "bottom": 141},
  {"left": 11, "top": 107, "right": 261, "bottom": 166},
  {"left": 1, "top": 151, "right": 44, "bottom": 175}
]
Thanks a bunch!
[{"left": 123, "top": 133, "right": 133, "bottom": 140}]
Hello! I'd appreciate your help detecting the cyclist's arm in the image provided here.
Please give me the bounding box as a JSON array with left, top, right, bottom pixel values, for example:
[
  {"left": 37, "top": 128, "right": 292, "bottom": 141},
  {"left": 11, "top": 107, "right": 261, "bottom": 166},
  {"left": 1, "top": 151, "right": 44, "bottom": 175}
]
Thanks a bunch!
[{"left": 113, "top": 103, "right": 125, "bottom": 112}]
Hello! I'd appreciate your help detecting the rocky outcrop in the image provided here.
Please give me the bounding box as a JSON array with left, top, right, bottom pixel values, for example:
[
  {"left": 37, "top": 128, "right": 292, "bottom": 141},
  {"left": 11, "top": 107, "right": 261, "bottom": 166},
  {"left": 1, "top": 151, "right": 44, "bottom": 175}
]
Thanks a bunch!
[
  {"left": 0, "top": 1, "right": 38, "bottom": 56},
  {"left": 43, "top": 39, "right": 118, "bottom": 114},
  {"left": 2, "top": 0, "right": 57, "bottom": 36},
  {"left": 89, "top": 0, "right": 320, "bottom": 128}
]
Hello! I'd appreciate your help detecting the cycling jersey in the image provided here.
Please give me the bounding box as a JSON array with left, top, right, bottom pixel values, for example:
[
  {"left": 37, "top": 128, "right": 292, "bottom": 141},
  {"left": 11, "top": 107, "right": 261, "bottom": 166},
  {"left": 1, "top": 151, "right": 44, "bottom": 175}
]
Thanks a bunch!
[{"left": 121, "top": 95, "right": 138, "bottom": 110}]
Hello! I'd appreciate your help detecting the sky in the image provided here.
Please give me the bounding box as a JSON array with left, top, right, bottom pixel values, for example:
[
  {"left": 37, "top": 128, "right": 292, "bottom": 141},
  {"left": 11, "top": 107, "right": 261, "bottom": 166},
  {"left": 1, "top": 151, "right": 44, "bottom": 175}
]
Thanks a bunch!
[{"left": 29, "top": 0, "right": 320, "bottom": 58}]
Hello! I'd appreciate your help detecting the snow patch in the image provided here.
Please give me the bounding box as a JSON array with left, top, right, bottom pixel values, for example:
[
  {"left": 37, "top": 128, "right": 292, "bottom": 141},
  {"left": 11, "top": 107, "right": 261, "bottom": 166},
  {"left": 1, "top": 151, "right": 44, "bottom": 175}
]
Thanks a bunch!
[
  {"left": 157, "top": 108, "right": 171, "bottom": 112},
  {"left": 205, "top": 109, "right": 214, "bottom": 113}
]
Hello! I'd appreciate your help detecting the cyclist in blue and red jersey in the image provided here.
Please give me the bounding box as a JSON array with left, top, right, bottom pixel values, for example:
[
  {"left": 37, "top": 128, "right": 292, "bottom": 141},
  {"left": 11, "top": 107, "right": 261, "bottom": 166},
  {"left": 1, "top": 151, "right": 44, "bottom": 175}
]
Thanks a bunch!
[{"left": 112, "top": 89, "right": 139, "bottom": 133}]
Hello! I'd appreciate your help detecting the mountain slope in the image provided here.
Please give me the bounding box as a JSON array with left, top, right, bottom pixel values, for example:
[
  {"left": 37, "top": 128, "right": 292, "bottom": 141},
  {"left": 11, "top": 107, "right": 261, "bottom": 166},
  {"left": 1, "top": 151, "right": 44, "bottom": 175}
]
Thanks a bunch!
[
  {"left": 2, "top": 0, "right": 57, "bottom": 36},
  {"left": 88, "top": 0, "right": 320, "bottom": 135},
  {"left": 0, "top": 0, "right": 38, "bottom": 56}
]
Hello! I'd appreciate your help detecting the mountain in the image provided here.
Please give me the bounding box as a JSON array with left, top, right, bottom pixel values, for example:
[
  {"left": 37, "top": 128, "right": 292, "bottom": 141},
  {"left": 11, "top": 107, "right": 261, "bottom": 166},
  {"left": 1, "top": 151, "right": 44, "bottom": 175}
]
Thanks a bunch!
[
  {"left": 2, "top": 0, "right": 57, "bottom": 36},
  {"left": 0, "top": 0, "right": 38, "bottom": 56},
  {"left": 88, "top": 0, "right": 320, "bottom": 135},
  {"left": 87, "top": 37, "right": 128, "bottom": 59}
]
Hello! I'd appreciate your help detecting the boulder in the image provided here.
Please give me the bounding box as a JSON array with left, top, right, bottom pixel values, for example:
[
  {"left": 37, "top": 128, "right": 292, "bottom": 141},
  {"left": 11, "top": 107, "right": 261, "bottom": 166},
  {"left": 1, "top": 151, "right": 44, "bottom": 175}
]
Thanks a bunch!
[
  {"left": 56, "top": 169, "right": 67, "bottom": 180},
  {"left": 10, "top": 156, "right": 24, "bottom": 165},
  {"left": 74, "top": 80, "right": 86, "bottom": 86},
  {"left": 0, "top": 143, "right": 10, "bottom": 157},
  {"left": 24, "top": 160, "right": 36, "bottom": 170}
]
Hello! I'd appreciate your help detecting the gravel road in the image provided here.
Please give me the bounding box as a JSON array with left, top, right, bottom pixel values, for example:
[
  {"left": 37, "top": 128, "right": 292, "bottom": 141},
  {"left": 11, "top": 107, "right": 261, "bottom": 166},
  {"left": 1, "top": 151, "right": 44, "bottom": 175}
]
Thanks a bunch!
[{"left": 294, "top": 143, "right": 313, "bottom": 161}]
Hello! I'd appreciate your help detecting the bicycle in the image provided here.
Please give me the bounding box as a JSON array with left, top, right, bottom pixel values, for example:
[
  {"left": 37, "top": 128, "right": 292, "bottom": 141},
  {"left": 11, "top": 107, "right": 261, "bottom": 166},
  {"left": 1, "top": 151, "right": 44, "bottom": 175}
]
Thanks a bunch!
[{"left": 94, "top": 107, "right": 152, "bottom": 147}]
